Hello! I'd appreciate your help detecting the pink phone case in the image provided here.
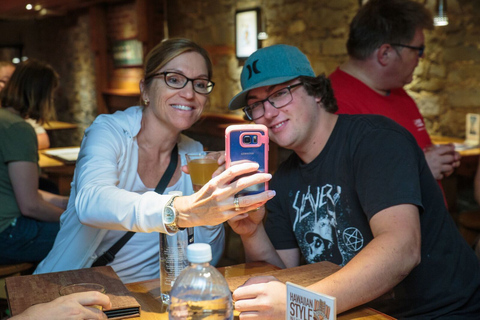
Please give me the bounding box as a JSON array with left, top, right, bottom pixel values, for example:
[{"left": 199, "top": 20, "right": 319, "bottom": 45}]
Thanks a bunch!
[{"left": 225, "top": 124, "right": 269, "bottom": 196}]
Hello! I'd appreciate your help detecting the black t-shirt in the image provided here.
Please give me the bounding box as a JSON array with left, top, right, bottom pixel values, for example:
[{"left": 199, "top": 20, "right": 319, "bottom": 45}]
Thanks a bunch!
[{"left": 265, "top": 114, "right": 480, "bottom": 318}]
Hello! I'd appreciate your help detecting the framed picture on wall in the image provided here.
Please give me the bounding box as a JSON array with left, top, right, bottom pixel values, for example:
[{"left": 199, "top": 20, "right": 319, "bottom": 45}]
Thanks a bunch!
[
  {"left": 235, "top": 8, "right": 260, "bottom": 59},
  {"left": 112, "top": 39, "right": 143, "bottom": 67}
]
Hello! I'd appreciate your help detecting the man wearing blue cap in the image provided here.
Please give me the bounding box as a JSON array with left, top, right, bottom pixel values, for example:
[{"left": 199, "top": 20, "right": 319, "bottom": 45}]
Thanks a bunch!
[{"left": 228, "top": 44, "right": 480, "bottom": 319}]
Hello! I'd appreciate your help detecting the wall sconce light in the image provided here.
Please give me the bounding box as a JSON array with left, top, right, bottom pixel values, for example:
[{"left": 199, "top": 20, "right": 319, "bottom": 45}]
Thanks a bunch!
[
  {"left": 433, "top": 0, "right": 448, "bottom": 27},
  {"left": 257, "top": 31, "right": 268, "bottom": 41},
  {"left": 257, "top": 13, "right": 268, "bottom": 41}
]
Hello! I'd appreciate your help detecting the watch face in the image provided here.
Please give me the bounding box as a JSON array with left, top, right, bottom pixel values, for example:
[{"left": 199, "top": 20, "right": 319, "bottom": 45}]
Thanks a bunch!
[{"left": 164, "top": 207, "right": 175, "bottom": 224}]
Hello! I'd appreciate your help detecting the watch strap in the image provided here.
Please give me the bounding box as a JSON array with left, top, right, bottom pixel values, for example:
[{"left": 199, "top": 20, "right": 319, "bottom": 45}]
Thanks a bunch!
[{"left": 164, "top": 195, "right": 179, "bottom": 232}]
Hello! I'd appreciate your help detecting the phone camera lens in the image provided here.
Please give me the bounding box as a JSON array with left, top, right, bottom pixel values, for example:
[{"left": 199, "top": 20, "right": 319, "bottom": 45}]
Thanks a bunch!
[{"left": 243, "top": 136, "right": 252, "bottom": 144}]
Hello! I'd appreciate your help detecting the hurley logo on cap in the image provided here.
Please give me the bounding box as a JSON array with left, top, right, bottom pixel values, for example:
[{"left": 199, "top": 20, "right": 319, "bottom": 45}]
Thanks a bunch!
[
  {"left": 246, "top": 60, "right": 261, "bottom": 80},
  {"left": 229, "top": 44, "right": 315, "bottom": 110}
]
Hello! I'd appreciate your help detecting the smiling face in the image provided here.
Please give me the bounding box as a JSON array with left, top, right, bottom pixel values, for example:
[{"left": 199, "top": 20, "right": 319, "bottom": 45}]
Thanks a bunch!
[
  {"left": 142, "top": 51, "right": 209, "bottom": 132},
  {"left": 248, "top": 80, "right": 323, "bottom": 152}
]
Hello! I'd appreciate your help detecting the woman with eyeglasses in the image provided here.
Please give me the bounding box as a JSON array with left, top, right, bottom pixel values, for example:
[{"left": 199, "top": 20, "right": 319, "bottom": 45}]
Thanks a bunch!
[{"left": 34, "top": 38, "right": 274, "bottom": 283}]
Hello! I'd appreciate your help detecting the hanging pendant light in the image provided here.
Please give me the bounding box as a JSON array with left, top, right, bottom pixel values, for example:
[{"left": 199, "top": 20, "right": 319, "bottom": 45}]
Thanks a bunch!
[{"left": 434, "top": 0, "right": 449, "bottom": 26}]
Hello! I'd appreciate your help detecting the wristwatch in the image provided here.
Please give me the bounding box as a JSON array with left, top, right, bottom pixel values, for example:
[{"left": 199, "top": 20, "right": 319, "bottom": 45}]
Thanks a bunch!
[{"left": 163, "top": 195, "right": 180, "bottom": 233}]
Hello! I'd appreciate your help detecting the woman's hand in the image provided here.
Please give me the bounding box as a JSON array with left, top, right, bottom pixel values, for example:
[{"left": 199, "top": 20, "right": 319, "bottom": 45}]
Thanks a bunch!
[
  {"left": 175, "top": 162, "right": 275, "bottom": 227},
  {"left": 181, "top": 151, "right": 226, "bottom": 178},
  {"left": 233, "top": 276, "right": 287, "bottom": 320}
]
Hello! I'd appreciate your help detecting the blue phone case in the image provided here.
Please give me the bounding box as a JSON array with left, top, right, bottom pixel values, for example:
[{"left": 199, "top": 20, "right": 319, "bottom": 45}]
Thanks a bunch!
[{"left": 225, "top": 124, "right": 269, "bottom": 196}]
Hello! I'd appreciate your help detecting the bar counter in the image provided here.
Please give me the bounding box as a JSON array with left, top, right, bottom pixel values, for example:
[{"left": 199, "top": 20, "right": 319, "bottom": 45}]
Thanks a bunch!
[
  {"left": 125, "top": 261, "right": 395, "bottom": 319},
  {"left": 430, "top": 135, "right": 480, "bottom": 157}
]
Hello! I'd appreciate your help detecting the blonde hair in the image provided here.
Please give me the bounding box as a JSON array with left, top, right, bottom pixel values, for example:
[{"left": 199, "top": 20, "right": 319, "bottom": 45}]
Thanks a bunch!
[{"left": 143, "top": 38, "right": 212, "bottom": 88}]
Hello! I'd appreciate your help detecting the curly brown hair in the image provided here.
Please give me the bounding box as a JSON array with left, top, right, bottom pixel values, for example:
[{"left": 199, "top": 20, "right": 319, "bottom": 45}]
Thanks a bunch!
[
  {"left": 143, "top": 38, "right": 212, "bottom": 88},
  {"left": 299, "top": 75, "right": 338, "bottom": 113}
]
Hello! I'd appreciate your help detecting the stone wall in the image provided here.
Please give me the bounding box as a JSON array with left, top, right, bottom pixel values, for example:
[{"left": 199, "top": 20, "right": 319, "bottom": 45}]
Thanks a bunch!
[
  {"left": 413, "top": 0, "right": 480, "bottom": 138},
  {"left": 168, "top": 0, "right": 480, "bottom": 138},
  {"left": 0, "top": 11, "right": 98, "bottom": 147},
  {"left": 0, "top": 0, "right": 478, "bottom": 141},
  {"left": 27, "top": 12, "right": 98, "bottom": 146}
]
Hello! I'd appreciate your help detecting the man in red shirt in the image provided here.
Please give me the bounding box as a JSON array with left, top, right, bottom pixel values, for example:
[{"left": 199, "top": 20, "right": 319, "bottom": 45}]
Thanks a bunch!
[{"left": 330, "top": 0, "right": 460, "bottom": 181}]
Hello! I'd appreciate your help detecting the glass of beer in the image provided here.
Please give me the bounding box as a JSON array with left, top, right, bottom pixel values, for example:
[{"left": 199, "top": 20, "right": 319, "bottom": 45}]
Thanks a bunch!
[
  {"left": 59, "top": 283, "right": 106, "bottom": 310},
  {"left": 186, "top": 151, "right": 221, "bottom": 191}
]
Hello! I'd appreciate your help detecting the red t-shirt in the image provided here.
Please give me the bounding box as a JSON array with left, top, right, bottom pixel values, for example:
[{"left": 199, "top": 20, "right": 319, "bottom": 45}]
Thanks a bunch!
[
  {"left": 329, "top": 68, "right": 450, "bottom": 205},
  {"left": 329, "top": 67, "right": 432, "bottom": 150}
]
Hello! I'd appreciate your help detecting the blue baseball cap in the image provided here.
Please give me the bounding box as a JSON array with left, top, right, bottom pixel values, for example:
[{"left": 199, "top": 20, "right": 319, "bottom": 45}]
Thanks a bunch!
[{"left": 228, "top": 44, "right": 315, "bottom": 110}]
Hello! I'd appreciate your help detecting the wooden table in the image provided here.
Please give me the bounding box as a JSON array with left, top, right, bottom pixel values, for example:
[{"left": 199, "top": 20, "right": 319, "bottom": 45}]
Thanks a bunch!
[
  {"left": 125, "top": 261, "right": 395, "bottom": 319},
  {"left": 39, "top": 148, "right": 77, "bottom": 195},
  {"left": 430, "top": 135, "right": 479, "bottom": 180},
  {"left": 430, "top": 135, "right": 480, "bottom": 214},
  {"left": 430, "top": 135, "right": 480, "bottom": 158}
]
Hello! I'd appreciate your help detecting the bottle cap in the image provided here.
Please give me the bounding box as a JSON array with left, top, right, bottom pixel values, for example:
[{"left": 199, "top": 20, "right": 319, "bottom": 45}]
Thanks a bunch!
[
  {"left": 187, "top": 243, "right": 212, "bottom": 263},
  {"left": 168, "top": 191, "right": 183, "bottom": 196}
]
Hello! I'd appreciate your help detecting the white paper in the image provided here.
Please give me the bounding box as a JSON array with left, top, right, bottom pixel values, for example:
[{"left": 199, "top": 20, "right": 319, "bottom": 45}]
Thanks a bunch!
[
  {"left": 43, "top": 147, "right": 80, "bottom": 162},
  {"left": 465, "top": 113, "right": 480, "bottom": 146},
  {"left": 286, "top": 282, "right": 336, "bottom": 320}
]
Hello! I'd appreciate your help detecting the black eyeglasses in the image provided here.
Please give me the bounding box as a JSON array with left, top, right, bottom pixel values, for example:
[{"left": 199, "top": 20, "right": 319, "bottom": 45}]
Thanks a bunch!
[
  {"left": 390, "top": 43, "right": 425, "bottom": 57},
  {"left": 243, "top": 83, "right": 303, "bottom": 121},
  {"left": 149, "top": 72, "right": 215, "bottom": 95}
]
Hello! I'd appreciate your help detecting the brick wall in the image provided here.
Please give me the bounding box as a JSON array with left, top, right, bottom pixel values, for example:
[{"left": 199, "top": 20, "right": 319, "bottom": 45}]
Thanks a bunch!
[{"left": 0, "top": 0, "right": 478, "bottom": 143}]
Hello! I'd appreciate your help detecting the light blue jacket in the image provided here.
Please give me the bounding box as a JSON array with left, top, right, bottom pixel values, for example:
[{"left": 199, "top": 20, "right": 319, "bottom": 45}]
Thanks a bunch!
[{"left": 35, "top": 106, "right": 224, "bottom": 280}]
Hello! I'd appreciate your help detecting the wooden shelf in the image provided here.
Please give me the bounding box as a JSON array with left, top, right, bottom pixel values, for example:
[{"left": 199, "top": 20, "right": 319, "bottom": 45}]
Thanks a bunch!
[
  {"left": 103, "top": 88, "right": 140, "bottom": 96},
  {"left": 44, "top": 120, "right": 78, "bottom": 131}
]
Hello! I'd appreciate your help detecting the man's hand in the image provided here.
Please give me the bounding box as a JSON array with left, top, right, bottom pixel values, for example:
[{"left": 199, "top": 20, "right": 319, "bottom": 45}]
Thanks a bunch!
[
  {"left": 424, "top": 144, "right": 461, "bottom": 180},
  {"left": 11, "top": 291, "right": 111, "bottom": 320},
  {"left": 233, "top": 276, "right": 286, "bottom": 320},
  {"left": 228, "top": 206, "right": 266, "bottom": 237}
]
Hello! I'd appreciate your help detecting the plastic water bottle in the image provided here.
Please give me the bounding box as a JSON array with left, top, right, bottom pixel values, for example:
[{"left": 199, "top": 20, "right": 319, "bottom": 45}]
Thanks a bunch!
[
  {"left": 160, "top": 191, "right": 194, "bottom": 305},
  {"left": 169, "top": 243, "right": 233, "bottom": 320}
]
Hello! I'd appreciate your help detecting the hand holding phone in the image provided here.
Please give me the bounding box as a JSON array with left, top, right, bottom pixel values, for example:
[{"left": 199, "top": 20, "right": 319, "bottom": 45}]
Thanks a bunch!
[{"left": 225, "top": 124, "right": 269, "bottom": 196}]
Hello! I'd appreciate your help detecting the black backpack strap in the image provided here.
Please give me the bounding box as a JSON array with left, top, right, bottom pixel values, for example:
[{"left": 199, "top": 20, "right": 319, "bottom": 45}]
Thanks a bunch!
[{"left": 91, "top": 144, "right": 179, "bottom": 267}]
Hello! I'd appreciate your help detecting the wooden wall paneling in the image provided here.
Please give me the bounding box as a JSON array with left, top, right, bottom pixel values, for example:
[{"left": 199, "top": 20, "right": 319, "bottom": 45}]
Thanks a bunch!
[{"left": 135, "top": 0, "right": 148, "bottom": 43}]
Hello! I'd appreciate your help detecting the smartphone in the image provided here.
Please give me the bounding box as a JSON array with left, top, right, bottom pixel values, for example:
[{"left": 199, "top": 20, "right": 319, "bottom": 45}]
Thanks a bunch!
[{"left": 225, "top": 124, "right": 269, "bottom": 196}]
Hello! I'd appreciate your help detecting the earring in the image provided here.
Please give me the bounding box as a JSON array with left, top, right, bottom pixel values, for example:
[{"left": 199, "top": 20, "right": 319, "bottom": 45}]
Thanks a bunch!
[{"left": 144, "top": 99, "right": 149, "bottom": 106}]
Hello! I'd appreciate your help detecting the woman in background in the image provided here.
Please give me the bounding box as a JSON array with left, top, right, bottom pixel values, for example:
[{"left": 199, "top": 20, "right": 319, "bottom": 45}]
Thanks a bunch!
[
  {"left": 0, "top": 59, "right": 68, "bottom": 264},
  {"left": 35, "top": 38, "right": 274, "bottom": 283}
]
